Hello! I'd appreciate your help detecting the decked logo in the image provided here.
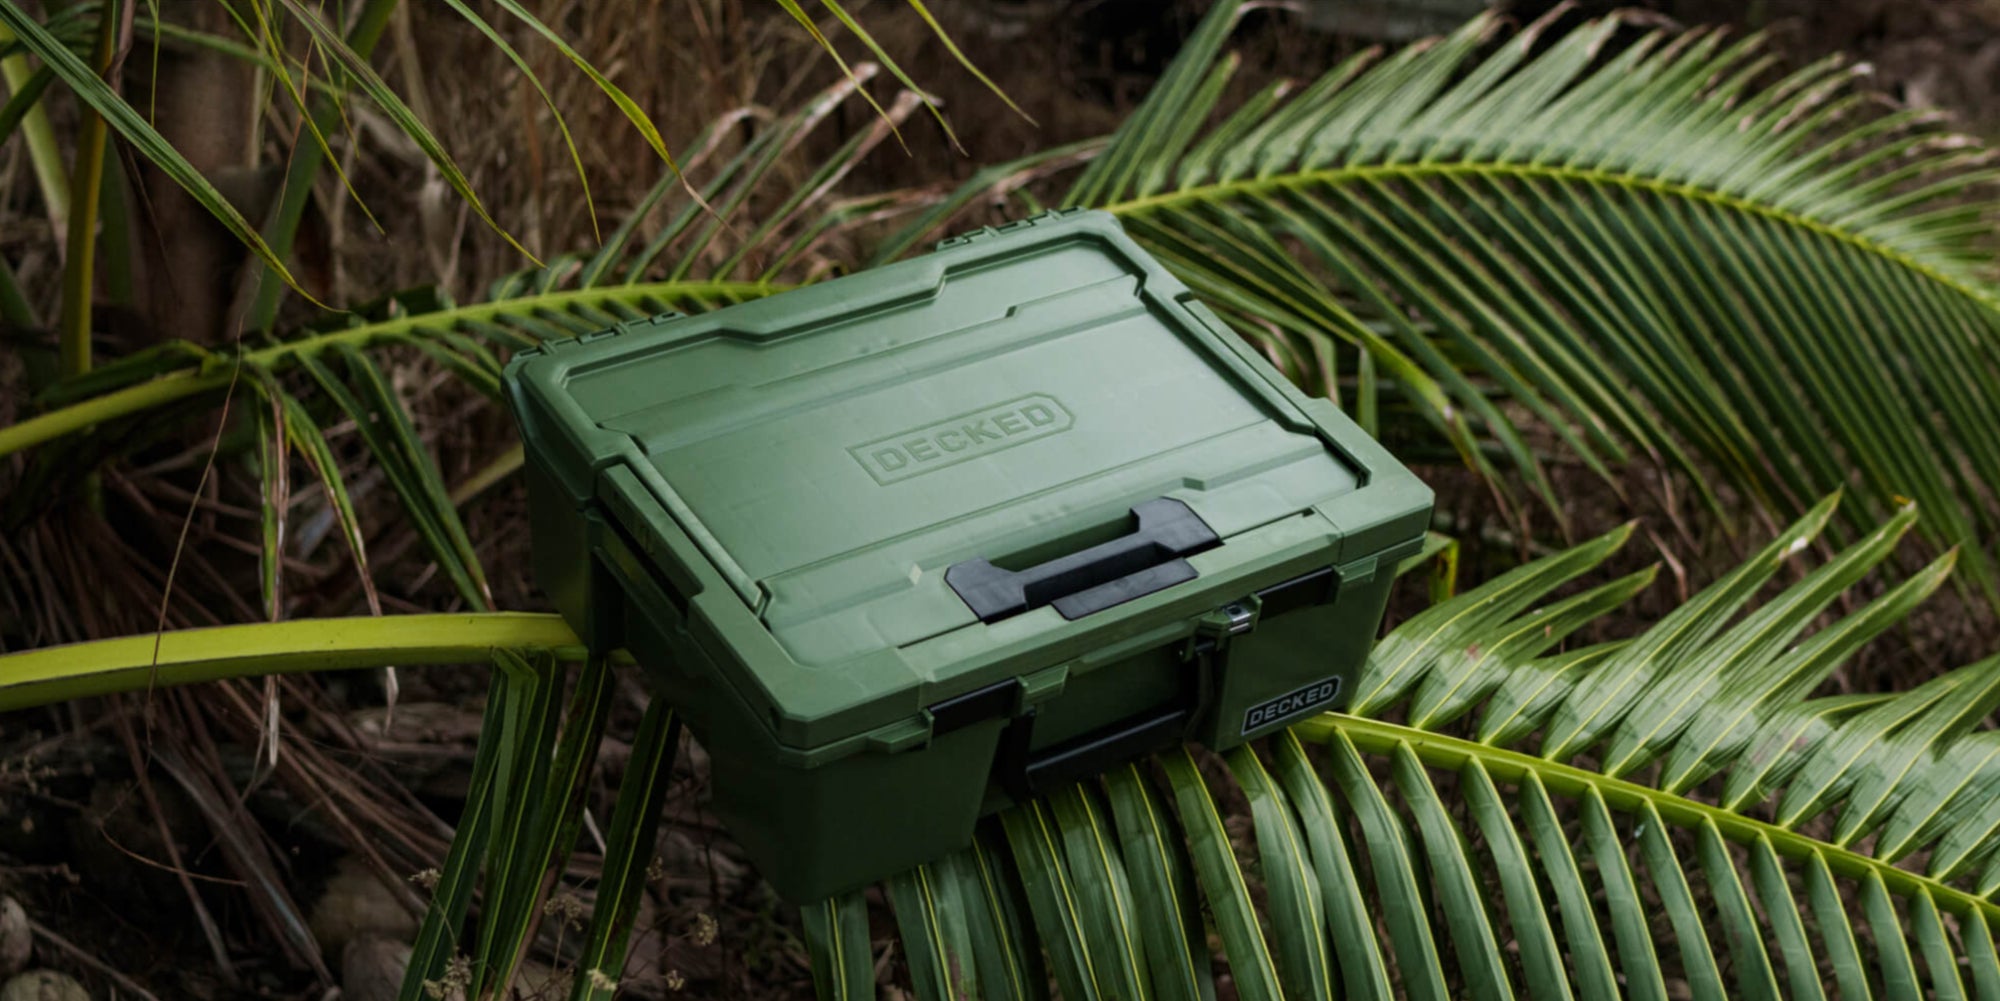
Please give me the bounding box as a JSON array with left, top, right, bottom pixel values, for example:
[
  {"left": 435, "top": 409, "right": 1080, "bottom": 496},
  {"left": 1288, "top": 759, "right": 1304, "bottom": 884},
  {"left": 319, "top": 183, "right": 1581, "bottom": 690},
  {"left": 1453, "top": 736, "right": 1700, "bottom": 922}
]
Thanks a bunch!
[
  {"left": 1241, "top": 677, "right": 1343, "bottom": 735},
  {"left": 850, "top": 394, "right": 1073, "bottom": 484}
]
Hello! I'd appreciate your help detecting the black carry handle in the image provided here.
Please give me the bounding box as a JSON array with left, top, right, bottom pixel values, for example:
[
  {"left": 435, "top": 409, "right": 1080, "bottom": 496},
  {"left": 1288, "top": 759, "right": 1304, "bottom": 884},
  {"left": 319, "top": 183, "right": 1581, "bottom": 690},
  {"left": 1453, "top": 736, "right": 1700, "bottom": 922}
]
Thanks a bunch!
[
  {"left": 945, "top": 498, "right": 1220, "bottom": 623},
  {"left": 1016, "top": 705, "right": 1190, "bottom": 794},
  {"left": 925, "top": 638, "right": 1225, "bottom": 801},
  {"left": 982, "top": 635, "right": 1225, "bottom": 800}
]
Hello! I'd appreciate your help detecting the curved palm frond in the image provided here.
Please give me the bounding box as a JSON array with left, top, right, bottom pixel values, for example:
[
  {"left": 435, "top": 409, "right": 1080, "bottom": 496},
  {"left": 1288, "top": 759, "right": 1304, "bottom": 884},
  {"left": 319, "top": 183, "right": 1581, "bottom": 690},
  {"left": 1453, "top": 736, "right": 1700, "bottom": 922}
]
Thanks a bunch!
[
  {"left": 894, "top": 2, "right": 2000, "bottom": 595},
  {"left": 818, "top": 495, "right": 2000, "bottom": 999},
  {"left": 0, "top": 276, "right": 771, "bottom": 620}
]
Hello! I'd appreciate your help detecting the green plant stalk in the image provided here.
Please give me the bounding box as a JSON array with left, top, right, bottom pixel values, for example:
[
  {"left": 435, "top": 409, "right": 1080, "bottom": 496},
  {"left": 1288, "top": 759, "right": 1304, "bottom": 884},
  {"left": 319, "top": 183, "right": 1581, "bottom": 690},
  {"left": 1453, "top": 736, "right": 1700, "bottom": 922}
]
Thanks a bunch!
[
  {"left": 1291, "top": 712, "right": 2000, "bottom": 928},
  {"left": 0, "top": 22, "right": 71, "bottom": 232},
  {"left": 236, "top": 0, "right": 397, "bottom": 332},
  {"left": 0, "top": 279, "right": 778, "bottom": 458},
  {"left": 0, "top": 612, "right": 594, "bottom": 711},
  {"left": 58, "top": 0, "right": 121, "bottom": 380}
]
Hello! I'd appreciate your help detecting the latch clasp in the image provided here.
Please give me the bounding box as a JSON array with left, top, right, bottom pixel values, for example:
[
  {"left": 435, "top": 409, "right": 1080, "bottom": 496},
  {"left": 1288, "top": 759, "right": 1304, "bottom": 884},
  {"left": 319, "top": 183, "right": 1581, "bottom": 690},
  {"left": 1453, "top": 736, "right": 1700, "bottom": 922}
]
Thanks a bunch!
[
  {"left": 1192, "top": 597, "right": 1259, "bottom": 653},
  {"left": 1222, "top": 601, "right": 1255, "bottom": 635}
]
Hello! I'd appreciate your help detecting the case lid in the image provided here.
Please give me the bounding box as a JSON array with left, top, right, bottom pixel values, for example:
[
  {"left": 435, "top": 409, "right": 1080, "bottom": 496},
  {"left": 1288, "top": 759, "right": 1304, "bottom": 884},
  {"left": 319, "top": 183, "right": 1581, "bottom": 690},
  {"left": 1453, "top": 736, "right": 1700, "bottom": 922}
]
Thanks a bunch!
[{"left": 508, "top": 210, "right": 1426, "bottom": 742}]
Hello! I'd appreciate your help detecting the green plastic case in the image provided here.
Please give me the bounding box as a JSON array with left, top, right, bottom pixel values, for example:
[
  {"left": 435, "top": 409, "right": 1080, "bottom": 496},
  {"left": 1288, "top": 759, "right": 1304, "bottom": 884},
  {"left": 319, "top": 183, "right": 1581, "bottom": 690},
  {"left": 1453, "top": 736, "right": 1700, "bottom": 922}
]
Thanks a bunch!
[{"left": 504, "top": 209, "right": 1432, "bottom": 900}]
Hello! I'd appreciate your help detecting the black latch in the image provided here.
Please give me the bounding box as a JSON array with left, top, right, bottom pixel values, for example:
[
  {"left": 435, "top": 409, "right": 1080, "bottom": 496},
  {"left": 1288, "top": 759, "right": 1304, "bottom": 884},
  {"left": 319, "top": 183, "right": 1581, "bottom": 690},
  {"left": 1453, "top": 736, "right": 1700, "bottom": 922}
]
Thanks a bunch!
[
  {"left": 1256, "top": 566, "right": 1336, "bottom": 618},
  {"left": 926, "top": 679, "right": 1021, "bottom": 738}
]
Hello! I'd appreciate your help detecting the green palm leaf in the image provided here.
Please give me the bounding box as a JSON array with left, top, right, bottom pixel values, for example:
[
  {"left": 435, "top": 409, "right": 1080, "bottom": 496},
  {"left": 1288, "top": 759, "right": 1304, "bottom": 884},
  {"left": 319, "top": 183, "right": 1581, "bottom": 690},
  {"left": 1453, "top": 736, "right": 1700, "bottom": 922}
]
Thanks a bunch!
[
  {"left": 887, "top": 857, "right": 984, "bottom": 1001},
  {"left": 998, "top": 799, "right": 1108, "bottom": 1001},
  {"left": 564, "top": 700, "right": 682, "bottom": 1001},
  {"left": 0, "top": 71, "right": 929, "bottom": 999},
  {"left": 1099, "top": 764, "right": 1208, "bottom": 1001},
  {"left": 1045, "top": 784, "right": 1150, "bottom": 1000},
  {"left": 1160, "top": 746, "right": 1283, "bottom": 1001},
  {"left": 1390, "top": 740, "right": 1513, "bottom": 1000},
  {"left": 1464, "top": 756, "right": 1568, "bottom": 1001},
  {"left": 809, "top": 495, "right": 2000, "bottom": 998},
  {"left": 398, "top": 655, "right": 535, "bottom": 1001},
  {"left": 896, "top": 1, "right": 2000, "bottom": 593},
  {"left": 1223, "top": 746, "right": 1332, "bottom": 1001},
  {"left": 802, "top": 889, "right": 876, "bottom": 1001},
  {"left": 0, "top": 277, "right": 770, "bottom": 646},
  {"left": 0, "top": 280, "right": 776, "bottom": 461}
]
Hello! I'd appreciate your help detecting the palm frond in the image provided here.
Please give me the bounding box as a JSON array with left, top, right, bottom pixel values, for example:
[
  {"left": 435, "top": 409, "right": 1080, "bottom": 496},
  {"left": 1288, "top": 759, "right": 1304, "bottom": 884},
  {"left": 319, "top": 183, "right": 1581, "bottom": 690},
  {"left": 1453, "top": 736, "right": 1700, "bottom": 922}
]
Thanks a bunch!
[
  {"left": 0, "top": 278, "right": 771, "bottom": 627},
  {"left": 887, "top": 853, "right": 993, "bottom": 1001},
  {"left": 398, "top": 650, "right": 551, "bottom": 1001},
  {"left": 562, "top": 699, "right": 682, "bottom": 1001},
  {"left": 802, "top": 889, "right": 876, "bottom": 1000},
  {"left": 896, "top": 2, "right": 2000, "bottom": 593},
  {"left": 0, "top": 621, "right": 685, "bottom": 1000},
  {"left": 815, "top": 496, "right": 2000, "bottom": 999},
  {"left": 0, "top": 280, "right": 759, "bottom": 460},
  {"left": 476, "top": 651, "right": 612, "bottom": 998}
]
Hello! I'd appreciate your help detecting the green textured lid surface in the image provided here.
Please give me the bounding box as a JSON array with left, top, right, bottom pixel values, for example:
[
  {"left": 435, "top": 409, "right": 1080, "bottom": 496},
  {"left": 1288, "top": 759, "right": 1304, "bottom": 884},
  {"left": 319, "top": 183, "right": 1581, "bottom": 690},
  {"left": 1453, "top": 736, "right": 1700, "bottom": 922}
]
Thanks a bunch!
[{"left": 508, "top": 211, "right": 1410, "bottom": 723}]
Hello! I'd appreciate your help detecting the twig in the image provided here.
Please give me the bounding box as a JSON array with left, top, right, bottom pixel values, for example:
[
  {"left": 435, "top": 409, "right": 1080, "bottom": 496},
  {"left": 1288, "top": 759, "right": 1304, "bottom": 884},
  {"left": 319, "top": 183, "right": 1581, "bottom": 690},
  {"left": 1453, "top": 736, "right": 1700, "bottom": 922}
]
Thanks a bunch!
[{"left": 26, "top": 916, "right": 164, "bottom": 1001}]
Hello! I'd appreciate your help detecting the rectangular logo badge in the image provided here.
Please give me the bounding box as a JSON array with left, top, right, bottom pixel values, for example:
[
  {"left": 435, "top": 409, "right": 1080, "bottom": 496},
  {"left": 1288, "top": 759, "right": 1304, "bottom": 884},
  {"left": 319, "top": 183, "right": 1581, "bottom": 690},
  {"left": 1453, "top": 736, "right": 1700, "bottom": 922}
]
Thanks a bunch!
[
  {"left": 1241, "top": 677, "right": 1343, "bottom": 735},
  {"left": 849, "top": 394, "right": 1073, "bottom": 485}
]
